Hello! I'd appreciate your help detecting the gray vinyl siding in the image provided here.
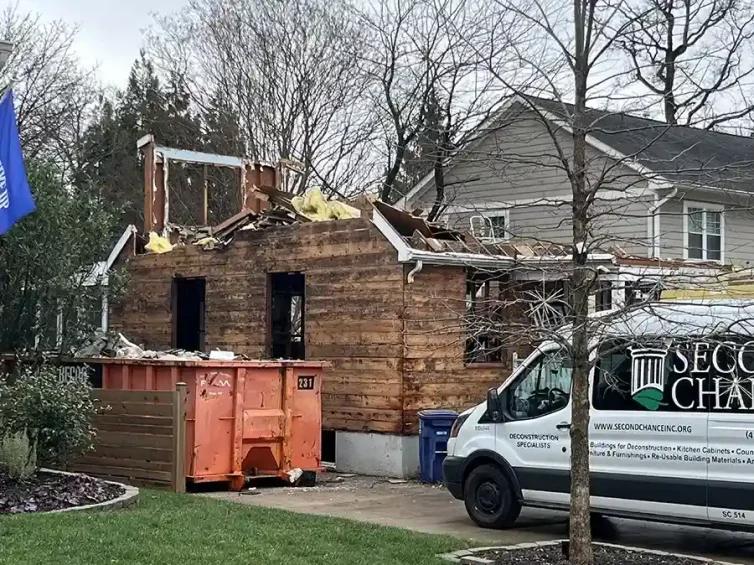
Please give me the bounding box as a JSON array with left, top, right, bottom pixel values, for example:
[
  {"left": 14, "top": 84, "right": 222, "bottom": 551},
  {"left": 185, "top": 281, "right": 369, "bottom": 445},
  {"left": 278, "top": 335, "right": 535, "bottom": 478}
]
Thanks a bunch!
[
  {"left": 448, "top": 201, "right": 572, "bottom": 243},
  {"left": 592, "top": 197, "right": 654, "bottom": 257},
  {"left": 409, "top": 105, "right": 652, "bottom": 254},
  {"left": 659, "top": 189, "right": 754, "bottom": 266},
  {"left": 448, "top": 197, "right": 653, "bottom": 256}
]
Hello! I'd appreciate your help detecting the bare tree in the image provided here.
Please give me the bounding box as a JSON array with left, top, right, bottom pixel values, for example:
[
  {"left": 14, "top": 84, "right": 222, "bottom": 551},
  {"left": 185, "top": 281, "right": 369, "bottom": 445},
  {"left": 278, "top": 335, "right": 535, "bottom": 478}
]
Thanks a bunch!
[
  {"left": 357, "top": 0, "right": 508, "bottom": 207},
  {"left": 468, "top": 9, "right": 649, "bottom": 556},
  {"left": 427, "top": 1, "right": 702, "bottom": 562},
  {"left": 399, "top": 1, "right": 754, "bottom": 563},
  {"left": 616, "top": 0, "right": 754, "bottom": 128},
  {"left": 151, "top": 0, "right": 377, "bottom": 197},
  {"left": 0, "top": 5, "right": 99, "bottom": 174}
]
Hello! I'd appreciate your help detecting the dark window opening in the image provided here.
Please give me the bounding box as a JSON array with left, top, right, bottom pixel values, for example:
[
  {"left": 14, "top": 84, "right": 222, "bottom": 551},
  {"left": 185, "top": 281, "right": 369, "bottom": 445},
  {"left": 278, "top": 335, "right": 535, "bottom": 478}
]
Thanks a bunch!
[
  {"left": 172, "top": 278, "right": 206, "bottom": 352},
  {"left": 269, "top": 272, "right": 305, "bottom": 359},
  {"left": 465, "top": 271, "right": 507, "bottom": 364}
]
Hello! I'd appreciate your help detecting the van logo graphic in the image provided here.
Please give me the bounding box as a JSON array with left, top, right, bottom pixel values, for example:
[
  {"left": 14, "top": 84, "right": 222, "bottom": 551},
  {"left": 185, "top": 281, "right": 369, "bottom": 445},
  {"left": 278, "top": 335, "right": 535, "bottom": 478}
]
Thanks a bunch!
[{"left": 628, "top": 346, "right": 669, "bottom": 410}]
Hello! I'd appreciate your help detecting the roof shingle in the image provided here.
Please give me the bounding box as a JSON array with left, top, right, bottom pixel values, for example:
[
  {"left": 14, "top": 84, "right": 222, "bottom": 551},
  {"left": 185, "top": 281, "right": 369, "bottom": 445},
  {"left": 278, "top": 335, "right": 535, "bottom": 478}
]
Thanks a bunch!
[{"left": 529, "top": 97, "right": 754, "bottom": 191}]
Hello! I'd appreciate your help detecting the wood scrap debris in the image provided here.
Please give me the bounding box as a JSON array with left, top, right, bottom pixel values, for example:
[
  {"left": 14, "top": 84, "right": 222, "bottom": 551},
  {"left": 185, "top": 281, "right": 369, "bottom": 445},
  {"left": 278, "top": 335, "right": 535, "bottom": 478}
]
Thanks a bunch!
[{"left": 373, "top": 200, "right": 463, "bottom": 241}]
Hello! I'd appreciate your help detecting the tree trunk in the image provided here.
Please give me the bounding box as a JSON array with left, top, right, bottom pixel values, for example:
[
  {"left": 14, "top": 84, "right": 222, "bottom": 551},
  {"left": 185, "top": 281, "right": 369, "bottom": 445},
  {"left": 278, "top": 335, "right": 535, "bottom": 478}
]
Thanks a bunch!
[
  {"left": 381, "top": 135, "right": 409, "bottom": 203},
  {"left": 662, "top": 9, "right": 678, "bottom": 125},
  {"left": 427, "top": 133, "right": 451, "bottom": 221},
  {"left": 568, "top": 262, "right": 593, "bottom": 565},
  {"left": 569, "top": 2, "right": 593, "bottom": 561}
]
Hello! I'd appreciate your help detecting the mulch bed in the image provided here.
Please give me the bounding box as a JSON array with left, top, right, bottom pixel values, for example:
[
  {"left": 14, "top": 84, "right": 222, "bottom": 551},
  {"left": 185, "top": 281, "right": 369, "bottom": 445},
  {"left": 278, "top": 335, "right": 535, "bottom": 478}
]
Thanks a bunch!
[
  {"left": 0, "top": 469, "right": 124, "bottom": 514},
  {"left": 480, "top": 543, "right": 711, "bottom": 565}
]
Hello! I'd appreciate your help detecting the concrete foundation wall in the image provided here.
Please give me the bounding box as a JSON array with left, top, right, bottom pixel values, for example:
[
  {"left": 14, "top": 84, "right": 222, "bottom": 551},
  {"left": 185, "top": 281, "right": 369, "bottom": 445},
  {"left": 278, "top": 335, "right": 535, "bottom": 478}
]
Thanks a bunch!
[{"left": 335, "top": 431, "right": 419, "bottom": 478}]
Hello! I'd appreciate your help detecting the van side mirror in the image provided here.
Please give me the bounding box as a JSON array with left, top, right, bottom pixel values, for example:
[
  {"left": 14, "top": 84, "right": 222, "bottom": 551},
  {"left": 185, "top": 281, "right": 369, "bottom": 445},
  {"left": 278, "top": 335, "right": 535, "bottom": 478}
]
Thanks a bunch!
[{"left": 486, "top": 387, "right": 504, "bottom": 423}]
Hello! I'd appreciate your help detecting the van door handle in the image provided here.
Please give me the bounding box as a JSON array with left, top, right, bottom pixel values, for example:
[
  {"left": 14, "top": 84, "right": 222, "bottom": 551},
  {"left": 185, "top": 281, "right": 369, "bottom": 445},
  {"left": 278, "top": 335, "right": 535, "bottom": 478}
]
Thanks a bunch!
[{"left": 556, "top": 422, "right": 572, "bottom": 430}]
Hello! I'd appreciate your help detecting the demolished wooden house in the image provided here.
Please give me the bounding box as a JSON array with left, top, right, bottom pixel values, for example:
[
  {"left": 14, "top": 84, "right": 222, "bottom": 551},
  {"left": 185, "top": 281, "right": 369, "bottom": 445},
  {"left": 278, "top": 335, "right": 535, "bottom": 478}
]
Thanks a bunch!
[{"left": 108, "top": 138, "right": 728, "bottom": 477}]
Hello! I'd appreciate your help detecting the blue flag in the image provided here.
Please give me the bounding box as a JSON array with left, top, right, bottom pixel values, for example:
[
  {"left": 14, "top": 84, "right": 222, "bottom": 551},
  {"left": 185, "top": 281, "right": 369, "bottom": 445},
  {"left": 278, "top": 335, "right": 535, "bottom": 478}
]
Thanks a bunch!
[{"left": 0, "top": 89, "right": 35, "bottom": 235}]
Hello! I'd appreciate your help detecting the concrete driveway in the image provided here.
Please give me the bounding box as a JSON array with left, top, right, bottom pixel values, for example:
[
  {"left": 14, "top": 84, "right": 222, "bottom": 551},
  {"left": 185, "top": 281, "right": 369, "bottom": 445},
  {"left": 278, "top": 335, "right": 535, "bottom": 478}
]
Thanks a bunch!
[{"left": 204, "top": 475, "right": 754, "bottom": 564}]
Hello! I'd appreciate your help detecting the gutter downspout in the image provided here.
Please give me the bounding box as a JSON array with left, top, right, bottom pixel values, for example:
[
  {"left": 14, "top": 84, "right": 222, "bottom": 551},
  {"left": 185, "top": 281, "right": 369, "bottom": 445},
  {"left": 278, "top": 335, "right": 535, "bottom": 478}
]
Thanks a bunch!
[
  {"left": 407, "top": 260, "right": 424, "bottom": 284},
  {"left": 648, "top": 187, "right": 678, "bottom": 258}
]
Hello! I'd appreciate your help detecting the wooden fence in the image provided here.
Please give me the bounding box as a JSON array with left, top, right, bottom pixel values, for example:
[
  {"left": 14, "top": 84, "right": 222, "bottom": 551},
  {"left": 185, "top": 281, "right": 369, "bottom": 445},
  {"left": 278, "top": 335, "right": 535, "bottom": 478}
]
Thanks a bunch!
[{"left": 70, "top": 384, "right": 187, "bottom": 492}]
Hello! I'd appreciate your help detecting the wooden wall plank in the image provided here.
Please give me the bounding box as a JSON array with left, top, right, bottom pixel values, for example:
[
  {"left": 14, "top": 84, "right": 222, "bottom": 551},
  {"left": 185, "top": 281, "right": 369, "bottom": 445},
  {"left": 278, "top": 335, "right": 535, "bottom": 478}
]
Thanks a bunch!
[
  {"left": 322, "top": 393, "right": 402, "bottom": 410},
  {"left": 85, "top": 444, "right": 173, "bottom": 463},
  {"left": 71, "top": 464, "right": 172, "bottom": 483},
  {"left": 93, "top": 414, "right": 173, "bottom": 428},
  {"left": 97, "top": 402, "right": 174, "bottom": 418},
  {"left": 95, "top": 431, "right": 173, "bottom": 450},
  {"left": 75, "top": 456, "right": 172, "bottom": 472},
  {"left": 94, "top": 422, "right": 173, "bottom": 436}
]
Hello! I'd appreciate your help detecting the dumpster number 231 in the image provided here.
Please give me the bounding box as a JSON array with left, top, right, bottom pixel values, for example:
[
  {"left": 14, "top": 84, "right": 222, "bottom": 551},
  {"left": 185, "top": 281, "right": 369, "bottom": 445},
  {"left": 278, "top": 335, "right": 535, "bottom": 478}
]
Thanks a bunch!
[{"left": 297, "top": 376, "right": 316, "bottom": 390}]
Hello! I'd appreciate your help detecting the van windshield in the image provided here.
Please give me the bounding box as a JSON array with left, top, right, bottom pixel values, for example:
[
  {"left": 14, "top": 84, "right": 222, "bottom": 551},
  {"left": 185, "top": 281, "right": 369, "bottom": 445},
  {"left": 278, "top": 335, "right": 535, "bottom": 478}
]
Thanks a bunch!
[{"left": 507, "top": 349, "right": 573, "bottom": 420}]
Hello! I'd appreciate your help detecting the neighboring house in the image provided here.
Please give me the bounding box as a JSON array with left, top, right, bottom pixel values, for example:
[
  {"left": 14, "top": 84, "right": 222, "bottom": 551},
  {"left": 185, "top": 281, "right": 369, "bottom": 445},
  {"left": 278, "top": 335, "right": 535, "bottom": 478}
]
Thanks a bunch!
[
  {"left": 36, "top": 224, "right": 136, "bottom": 350},
  {"left": 397, "top": 97, "right": 754, "bottom": 272}
]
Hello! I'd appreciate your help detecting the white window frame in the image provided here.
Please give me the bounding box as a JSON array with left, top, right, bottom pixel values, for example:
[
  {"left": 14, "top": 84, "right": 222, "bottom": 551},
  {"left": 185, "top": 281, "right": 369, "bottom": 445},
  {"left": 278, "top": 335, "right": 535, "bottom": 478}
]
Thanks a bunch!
[
  {"left": 469, "top": 210, "right": 510, "bottom": 241},
  {"left": 683, "top": 201, "right": 724, "bottom": 262},
  {"left": 487, "top": 211, "right": 510, "bottom": 240}
]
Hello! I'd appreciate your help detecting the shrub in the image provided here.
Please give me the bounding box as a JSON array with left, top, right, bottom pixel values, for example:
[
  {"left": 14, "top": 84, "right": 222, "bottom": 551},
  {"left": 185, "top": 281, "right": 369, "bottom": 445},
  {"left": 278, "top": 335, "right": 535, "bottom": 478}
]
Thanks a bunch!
[
  {"left": 0, "top": 431, "right": 36, "bottom": 479},
  {"left": 0, "top": 364, "right": 97, "bottom": 467}
]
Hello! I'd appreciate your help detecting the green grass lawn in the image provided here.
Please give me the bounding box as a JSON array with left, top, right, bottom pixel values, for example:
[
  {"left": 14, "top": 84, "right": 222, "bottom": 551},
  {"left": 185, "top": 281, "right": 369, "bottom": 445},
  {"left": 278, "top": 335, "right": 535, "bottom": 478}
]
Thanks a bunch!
[{"left": 0, "top": 490, "right": 467, "bottom": 565}]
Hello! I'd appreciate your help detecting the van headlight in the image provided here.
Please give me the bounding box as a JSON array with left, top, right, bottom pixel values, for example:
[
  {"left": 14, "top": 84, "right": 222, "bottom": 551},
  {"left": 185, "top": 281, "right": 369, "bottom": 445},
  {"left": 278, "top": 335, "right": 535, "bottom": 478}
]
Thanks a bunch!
[{"left": 450, "top": 414, "right": 469, "bottom": 438}]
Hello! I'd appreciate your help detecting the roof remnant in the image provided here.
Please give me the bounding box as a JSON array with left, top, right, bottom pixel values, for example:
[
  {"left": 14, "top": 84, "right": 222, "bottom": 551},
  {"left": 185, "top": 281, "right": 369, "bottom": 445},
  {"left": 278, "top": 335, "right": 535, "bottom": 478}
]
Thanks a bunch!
[
  {"left": 373, "top": 200, "right": 462, "bottom": 241},
  {"left": 132, "top": 136, "right": 733, "bottom": 274}
]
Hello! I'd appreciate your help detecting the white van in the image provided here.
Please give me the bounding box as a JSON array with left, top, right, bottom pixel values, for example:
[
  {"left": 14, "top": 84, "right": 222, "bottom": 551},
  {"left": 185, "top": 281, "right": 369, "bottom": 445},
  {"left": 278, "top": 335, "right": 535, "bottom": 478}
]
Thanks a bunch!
[{"left": 443, "top": 300, "right": 754, "bottom": 531}]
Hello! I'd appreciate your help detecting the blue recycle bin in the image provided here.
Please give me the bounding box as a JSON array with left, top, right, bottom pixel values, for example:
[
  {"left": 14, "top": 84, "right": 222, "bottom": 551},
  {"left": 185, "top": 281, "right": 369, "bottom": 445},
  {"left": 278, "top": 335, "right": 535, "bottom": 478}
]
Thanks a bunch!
[{"left": 418, "top": 409, "right": 458, "bottom": 483}]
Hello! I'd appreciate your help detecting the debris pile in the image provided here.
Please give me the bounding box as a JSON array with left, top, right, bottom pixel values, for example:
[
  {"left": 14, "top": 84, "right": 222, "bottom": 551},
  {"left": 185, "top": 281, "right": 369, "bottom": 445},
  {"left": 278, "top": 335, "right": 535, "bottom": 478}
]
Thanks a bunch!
[
  {"left": 73, "top": 330, "right": 239, "bottom": 361},
  {"left": 144, "top": 186, "right": 361, "bottom": 253}
]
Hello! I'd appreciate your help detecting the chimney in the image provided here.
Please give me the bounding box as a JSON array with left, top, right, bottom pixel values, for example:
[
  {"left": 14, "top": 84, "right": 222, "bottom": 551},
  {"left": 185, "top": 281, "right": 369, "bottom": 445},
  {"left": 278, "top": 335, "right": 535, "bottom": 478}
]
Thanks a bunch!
[{"left": 242, "top": 163, "right": 276, "bottom": 214}]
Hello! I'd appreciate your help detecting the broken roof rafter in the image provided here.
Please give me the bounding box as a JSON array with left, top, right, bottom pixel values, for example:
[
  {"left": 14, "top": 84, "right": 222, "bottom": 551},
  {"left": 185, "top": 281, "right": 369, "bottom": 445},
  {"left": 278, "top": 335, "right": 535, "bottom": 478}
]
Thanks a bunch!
[{"left": 371, "top": 204, "right": 615, "bottom": 269}]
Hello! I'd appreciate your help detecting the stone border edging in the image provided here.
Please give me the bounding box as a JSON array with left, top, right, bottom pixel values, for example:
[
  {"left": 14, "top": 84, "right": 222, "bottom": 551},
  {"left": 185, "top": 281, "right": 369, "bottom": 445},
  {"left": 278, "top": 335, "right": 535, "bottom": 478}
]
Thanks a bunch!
[
  {"left": 38, "top": 468, "right": 139, "bottom": 514},
  {"left": 439, "top": 540, "right": 744, "bottom": 565}
]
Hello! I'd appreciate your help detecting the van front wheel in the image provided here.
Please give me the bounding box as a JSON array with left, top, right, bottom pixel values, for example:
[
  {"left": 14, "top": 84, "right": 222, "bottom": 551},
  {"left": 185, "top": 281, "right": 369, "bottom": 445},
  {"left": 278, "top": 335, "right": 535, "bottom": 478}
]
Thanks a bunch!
[{"left": 463, "top": 464, "right": 521, "bottom": 529}]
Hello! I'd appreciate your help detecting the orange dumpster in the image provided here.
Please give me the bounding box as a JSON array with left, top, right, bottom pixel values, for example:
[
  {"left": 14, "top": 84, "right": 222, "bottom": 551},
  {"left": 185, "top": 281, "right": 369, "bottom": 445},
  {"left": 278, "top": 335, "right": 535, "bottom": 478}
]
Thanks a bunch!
[{"left": 94, "top": 358, "right": 325, "bottom": 490}]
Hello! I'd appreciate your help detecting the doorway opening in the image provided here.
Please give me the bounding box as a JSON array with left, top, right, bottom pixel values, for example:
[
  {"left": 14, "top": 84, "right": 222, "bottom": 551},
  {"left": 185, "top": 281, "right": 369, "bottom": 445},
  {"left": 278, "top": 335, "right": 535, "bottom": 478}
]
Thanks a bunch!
[
  {"left": 172, "top": 277, "right": 206, "bottom": 352},
  {"left": 268, "top": 272, "right": 305, "bottom": 359}
]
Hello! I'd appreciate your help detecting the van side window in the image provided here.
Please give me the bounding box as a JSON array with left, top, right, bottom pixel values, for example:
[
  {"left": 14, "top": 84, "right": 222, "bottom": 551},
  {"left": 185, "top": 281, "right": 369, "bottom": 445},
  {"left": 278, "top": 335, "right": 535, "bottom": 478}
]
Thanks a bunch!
[
  {"left": 593, "top": 340, "right": 700, "bottom": 412},
  {"left": 507, "top": 351, "right": 572, "bottom": 420}
]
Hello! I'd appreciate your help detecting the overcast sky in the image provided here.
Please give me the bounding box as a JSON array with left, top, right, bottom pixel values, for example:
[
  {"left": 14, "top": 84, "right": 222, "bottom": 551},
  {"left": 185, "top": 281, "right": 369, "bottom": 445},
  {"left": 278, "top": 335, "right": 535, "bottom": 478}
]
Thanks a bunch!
[{"left": 16, "top": 0, "right": 188, "bottom": 87}]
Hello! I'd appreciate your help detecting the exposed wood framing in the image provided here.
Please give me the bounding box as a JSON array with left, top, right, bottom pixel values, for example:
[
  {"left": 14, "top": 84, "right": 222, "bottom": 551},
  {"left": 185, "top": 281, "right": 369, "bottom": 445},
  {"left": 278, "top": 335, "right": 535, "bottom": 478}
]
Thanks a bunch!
[{"left": 138, "top": 134, "right": 278, "bottom": 233}]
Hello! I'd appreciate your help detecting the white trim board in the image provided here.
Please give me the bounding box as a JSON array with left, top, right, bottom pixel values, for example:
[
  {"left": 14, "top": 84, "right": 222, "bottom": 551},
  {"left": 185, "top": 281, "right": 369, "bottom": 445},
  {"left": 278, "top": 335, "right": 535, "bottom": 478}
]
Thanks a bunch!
[{"left": 83, "top": 224, "right": 137, "bottom": 287}]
